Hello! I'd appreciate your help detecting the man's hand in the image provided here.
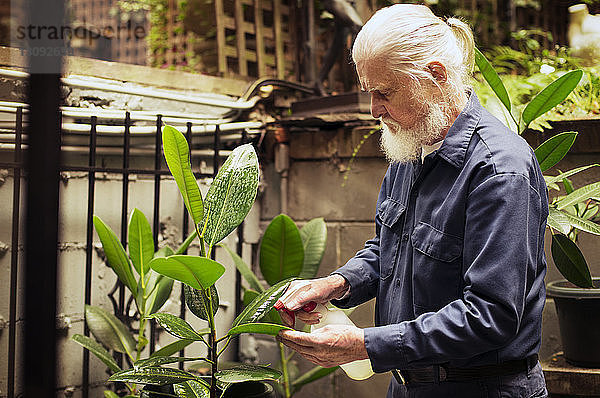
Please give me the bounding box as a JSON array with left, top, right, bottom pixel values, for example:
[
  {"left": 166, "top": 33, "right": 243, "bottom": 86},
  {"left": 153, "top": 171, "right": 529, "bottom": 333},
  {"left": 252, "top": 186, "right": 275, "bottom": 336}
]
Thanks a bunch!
[
  {"left": 275, "top": 275, "right": 349, "bottom": 326},
  {"left": 277, "top": 324, "right": 368, "bottom": 367}
]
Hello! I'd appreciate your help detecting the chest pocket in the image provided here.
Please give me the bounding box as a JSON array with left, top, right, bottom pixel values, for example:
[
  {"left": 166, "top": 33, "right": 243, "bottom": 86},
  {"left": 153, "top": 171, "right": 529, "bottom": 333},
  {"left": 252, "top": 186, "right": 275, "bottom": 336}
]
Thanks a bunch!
[
  {"left": 376, "top": 198, "right": 405, "bottom": 279},
  {"left": 410, "top": 221, "right": 463, "bottom": 310}
]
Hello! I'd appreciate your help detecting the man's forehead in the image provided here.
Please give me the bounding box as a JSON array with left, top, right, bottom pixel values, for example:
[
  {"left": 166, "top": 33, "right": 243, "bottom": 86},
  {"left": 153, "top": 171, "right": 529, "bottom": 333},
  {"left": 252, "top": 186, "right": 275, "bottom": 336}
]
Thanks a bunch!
[{"left": 357, "top": 62, "right": 405, "bottom": 92}]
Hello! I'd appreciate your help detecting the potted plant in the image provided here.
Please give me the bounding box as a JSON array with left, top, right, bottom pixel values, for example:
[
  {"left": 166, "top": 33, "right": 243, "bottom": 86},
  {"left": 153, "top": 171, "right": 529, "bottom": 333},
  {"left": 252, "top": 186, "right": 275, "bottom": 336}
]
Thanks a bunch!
[
  {"left": 75, "top": 125, "right": 296, "bottom": 397},
  {"left": 224, "top": 214, "right": 342, "bottom": 397},
  {"left": 475, "top": 48, "right": 600, "bottom": 367}
]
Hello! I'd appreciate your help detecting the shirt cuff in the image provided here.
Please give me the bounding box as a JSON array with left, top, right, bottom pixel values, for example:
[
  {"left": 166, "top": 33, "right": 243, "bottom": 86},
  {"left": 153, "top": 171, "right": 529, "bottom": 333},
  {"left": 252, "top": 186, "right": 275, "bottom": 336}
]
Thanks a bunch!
[{"left": 364, "top": 323, "right": 408, "bottom": 373}]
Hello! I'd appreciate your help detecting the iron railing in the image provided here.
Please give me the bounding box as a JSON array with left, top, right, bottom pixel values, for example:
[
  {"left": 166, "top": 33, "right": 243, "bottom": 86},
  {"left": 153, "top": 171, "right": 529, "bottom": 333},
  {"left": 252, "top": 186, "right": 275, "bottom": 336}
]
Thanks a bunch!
[{"left": 0, "top": 108, "right": 253, "bottom": 397}]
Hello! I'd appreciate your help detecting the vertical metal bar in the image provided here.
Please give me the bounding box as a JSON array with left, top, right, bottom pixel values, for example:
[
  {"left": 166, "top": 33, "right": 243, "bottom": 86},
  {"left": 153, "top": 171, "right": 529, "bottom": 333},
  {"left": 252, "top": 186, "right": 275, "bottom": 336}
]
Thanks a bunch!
[
  {"left": 8, "top": 108, "right": 23, "bottom": 398},
  {"left": 24, "top": 77, "right": 62, "bottom": 398},
  {"left": 213, "top": 124, "right": 220, "bottom": 179},
  {"left": 233, "top": 225, "right": 244, "bottom": 361},
  {"left": 179, "top": 122, "right": 193, "bottom": 369},
  {"left": 210, "top": 125, "right": 220, "bottom": 262},
  {"left": 82, "top": 116, "right": 98, "bottom": 398},
  {"left": 116, "top": 112, "right": 131, "bottom": 367},
  {"left": 150, "top": 115, "right": 163, "bottom": 354}
]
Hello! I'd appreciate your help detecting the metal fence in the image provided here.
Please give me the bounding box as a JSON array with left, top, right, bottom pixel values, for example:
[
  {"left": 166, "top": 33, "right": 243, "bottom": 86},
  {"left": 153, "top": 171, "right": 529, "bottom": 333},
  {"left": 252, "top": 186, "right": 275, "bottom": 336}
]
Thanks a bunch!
[{"left": 0, "top": 106, "right": 253, "bottom": 397}]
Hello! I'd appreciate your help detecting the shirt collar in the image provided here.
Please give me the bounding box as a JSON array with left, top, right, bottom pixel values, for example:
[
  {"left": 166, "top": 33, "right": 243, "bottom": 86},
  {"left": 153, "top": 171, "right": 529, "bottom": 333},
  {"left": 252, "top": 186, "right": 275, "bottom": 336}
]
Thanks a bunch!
[
  {"left": 436, "top": 91, "right": 481, "bottom": 169},
  {"left": 421, "top": 140, "right": 443, "bottom": 162}
]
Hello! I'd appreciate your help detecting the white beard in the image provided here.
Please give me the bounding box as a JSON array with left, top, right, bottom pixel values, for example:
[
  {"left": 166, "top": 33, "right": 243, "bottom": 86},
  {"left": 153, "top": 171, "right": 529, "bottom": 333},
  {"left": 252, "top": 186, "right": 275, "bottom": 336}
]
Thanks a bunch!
[{"left": 379, "top": 101, "right": 450, "bottom": 164}]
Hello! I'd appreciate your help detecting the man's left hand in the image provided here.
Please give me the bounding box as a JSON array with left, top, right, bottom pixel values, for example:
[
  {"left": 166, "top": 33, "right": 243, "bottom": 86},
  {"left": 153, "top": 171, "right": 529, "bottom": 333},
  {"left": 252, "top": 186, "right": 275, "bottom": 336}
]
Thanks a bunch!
[{"left": 277, "top": 324, "right": 369, "bottom": 367}]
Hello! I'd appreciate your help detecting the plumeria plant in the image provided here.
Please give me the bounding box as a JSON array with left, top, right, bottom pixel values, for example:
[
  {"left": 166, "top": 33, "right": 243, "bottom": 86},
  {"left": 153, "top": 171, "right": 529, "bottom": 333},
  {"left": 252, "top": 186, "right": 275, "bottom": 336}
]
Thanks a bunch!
[
  {"left": 224, "top": 214, "right": 340, "bottom": 397},
  {"left": 475, "top": 48, "right": 600, "bottom": 288}
]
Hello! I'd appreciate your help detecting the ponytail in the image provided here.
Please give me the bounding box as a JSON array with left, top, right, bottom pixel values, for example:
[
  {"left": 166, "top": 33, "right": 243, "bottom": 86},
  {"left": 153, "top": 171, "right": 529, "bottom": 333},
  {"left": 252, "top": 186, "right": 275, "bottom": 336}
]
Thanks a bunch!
[{"left": 446, "top": 17, "right": 475, "bottom": 74}]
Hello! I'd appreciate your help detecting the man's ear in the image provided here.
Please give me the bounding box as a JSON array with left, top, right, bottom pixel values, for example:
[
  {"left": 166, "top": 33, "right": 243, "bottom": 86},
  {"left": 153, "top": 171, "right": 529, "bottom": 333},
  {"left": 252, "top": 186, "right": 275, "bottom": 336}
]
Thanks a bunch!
[{"left": 426, "top": 61, "right": 447, "bottom": 83}]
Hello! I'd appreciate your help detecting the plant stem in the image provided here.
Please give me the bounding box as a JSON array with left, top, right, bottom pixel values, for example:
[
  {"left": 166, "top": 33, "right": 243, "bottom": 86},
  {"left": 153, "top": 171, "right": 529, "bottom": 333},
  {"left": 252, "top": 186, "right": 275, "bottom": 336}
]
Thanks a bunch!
[
  {"left": 206, "top": 287, "right": 217, "bottom": 398},
  {"left": 279, "top": 342, "right": 291, "bottom": 398}
]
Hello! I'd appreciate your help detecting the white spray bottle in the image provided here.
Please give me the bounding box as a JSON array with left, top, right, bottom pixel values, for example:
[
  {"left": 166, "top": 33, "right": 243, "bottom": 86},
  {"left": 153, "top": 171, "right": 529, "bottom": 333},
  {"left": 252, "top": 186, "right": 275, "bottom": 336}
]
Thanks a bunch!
[{"left": 308, "top": 303, "right": 374, "bottom": 380}]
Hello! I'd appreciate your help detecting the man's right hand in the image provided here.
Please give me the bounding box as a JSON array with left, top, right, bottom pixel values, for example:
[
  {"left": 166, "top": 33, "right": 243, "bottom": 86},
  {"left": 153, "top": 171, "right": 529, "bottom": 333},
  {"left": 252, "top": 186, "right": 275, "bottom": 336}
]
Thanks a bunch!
[{"left": 275, "top": 274, "right": 349, "bottom": 327}]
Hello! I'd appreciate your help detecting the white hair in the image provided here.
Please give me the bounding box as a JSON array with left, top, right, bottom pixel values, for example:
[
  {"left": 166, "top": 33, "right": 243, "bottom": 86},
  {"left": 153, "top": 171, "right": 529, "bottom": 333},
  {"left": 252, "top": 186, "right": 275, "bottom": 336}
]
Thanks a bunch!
[{"left": 352, "top": 4, "right": 475, "bottom": 101}]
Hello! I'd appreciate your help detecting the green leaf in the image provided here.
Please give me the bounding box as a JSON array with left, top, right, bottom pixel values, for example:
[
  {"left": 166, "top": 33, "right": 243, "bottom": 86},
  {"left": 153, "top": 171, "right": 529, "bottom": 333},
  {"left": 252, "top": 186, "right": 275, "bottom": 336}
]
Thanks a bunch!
[
  {"left": 534, "top": 132, "right": 577, "bottom": 172},
  {"left": 109, "top": 367, "right": 197, "bottom": 385},
  {"left": 71, "top": 334, "right": 122, "bottom": 374},
  {"left": 173, "top": 380, "right": 210, "bottom": 398},
  {"left": 162, "top": 125, "right": 203, "bottom": 225},
  {"left": 522, "top": 70, "right": 583, "bottom": 127},
  {"left": 227, "top": 322, "right": 293, "bottom": 337},
  {"left": 103, "top": 391, "right": 120, "bottom": 398},
  {"left": 291, "top": 366, "right": 338, "bottom": 391},
  {"left": 184, "top": 284, "right": 219, "bottom": 321},
  {"left": 563, "top": 212, "right": 600, "bottom": 235},
  {"left": 221, "top": 244, "right": 264, "bottom": 293},
  {"left": 145, "top": 272, "right": 175, "bottom": 315},
  {"left": 215, "top": 364, "right": 281, "bottom": 384},
  {"left": 128, "top": 208, "right": 155, "bottom": 278},
  {"left": 547, "top": 208, "right": 571, "bottom": 235},
  {"left": 149, "top": 255, "right": 225, "bottom": 290},
  {"left": 154, "top": 245, "right": 175, "bottom": 258},
  {"left": 146, "top": 313, "right": 209, "bottom": 340},
  {"left": 93, "top": 216, "right": 137, "bottom": 295},
  {"left": 299, "top": 218, "right": 327, "bottom": 279},
  {"left": 475, "top": 47, "right": 512, "bottom": 115},
  {"left": 243, "top": 290, "right": 282, "bottom": 324},
  {"left": 556, "top": 182, "right": 600, "bottom": 210},
  {"left": 85, "top": 305, "right": 136, "bottom": 358},
  {"left": 232, "top": 278, "right": 294, "bottom": 327},
  {"left": 201, "top": 144, "right": 260, "bottom": 249},
  {"left": 544, "top": 164, "right": 599, "bottom": 185},
  {"left": 260, "top": 215, "right": 304, "bottom": 286},
  {"left": 551, "top": 234, "right": 593, "bottom": 288},
  {"left": 150, "top": 339, "right": 194, "bottom": 358},
  {"left": 135, "top": 356, "right": 208, "bottom": 369}
]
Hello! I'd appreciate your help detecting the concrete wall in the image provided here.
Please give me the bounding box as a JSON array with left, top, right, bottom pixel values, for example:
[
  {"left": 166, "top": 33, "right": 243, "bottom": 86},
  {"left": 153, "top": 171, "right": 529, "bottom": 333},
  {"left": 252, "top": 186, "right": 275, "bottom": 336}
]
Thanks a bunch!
[{"left": 258, "top": 122, "right": 600, "bottom": 398}]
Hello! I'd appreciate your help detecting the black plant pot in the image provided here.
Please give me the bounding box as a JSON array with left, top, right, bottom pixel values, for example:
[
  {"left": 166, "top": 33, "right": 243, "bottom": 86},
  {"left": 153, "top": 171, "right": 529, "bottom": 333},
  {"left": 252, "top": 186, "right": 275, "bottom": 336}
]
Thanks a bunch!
[
  {"left": 141, "top": 381, "right": 275, "bottom": 398},
  {"left": 547, "top": 278, "right": 600, "bottom": 368}
]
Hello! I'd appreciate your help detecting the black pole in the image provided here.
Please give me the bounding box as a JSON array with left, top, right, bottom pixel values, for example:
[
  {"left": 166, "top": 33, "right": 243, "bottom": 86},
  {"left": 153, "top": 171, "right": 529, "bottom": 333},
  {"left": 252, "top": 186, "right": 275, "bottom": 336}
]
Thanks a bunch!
[
  {"left": 82, "top": 117, "right": 98, "bottom": 398},
  {"left": 150, "top": 115, "right": 162, "bottom": 354},
  {"left": 8, "top": 108, "right": 23, "bottom": 398},
  {"left": 23, "top": 1, "right": 64, "bottom": 396}
]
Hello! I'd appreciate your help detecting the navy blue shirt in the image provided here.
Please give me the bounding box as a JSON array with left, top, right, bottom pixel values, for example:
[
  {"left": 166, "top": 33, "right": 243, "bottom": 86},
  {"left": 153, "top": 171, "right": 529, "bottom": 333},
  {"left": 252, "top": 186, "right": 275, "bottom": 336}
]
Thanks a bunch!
[{"left": 333, "top": 92, "right": 549, "bottom": 372}]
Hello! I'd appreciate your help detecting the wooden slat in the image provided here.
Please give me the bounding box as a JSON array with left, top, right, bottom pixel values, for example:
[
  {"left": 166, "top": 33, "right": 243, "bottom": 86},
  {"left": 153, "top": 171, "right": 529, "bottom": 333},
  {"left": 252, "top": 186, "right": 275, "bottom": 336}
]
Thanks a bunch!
[
  {"left": 254, "top": 0, "right": 266, "bottom": 76},
  {"left": 224, "top": 17, "right": 282, "bottom": 40},
  {"left": 273, "top": 0, "right": 284, "bottom": 79},
  {"left": 234, "top": 0, "right": 247, "bottom": 75},
  {"left": 215, "top": 0, "right": 227, "bottom": 74},
  {"left": 288, "top": 0, "right": 299, "bottom": 80},
  {"left": 224, "top": 45, "right": 276, "bottom": 65}
]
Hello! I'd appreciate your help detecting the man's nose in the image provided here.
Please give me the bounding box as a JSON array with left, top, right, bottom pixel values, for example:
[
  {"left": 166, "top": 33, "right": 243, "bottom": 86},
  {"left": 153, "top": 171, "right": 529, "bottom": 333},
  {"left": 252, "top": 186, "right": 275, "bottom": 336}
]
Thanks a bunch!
[{"left": 370, "top": 95, "right": 386, "bottom": 119}]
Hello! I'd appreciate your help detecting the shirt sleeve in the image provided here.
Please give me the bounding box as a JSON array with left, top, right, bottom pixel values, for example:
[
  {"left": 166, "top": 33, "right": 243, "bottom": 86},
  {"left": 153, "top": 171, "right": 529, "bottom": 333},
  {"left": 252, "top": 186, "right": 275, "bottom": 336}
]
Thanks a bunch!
[
  {"left": 363, "top": 172, "right": 547, "bottom": 372},
  {"left": 329, "top": 166, "right": 395, "bottom": 308}
]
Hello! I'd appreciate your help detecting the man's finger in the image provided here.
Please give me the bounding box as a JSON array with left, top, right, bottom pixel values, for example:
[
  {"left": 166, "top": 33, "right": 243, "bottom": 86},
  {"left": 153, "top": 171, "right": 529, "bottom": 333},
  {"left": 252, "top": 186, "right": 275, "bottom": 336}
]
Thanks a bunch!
[
  {"left": 278, "top": 330, "right": 321, "bottom": 346},
  {"left": 278, "top": 309, "right": 295, "bottom": 327}
]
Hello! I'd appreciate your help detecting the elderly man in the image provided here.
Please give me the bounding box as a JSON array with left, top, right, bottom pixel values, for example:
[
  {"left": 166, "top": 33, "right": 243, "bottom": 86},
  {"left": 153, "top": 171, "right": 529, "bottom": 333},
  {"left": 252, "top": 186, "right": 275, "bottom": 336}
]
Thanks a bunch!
[{"left": 276, "top": 4, "right": 549, "bottom": 398}]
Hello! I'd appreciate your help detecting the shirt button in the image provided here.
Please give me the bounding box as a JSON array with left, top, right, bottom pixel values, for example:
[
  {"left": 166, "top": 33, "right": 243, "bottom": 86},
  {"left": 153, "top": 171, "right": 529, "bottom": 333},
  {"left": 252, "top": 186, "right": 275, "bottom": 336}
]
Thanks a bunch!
[{"left": 402, "top": 234, "right": 409, "bottom": 241}]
